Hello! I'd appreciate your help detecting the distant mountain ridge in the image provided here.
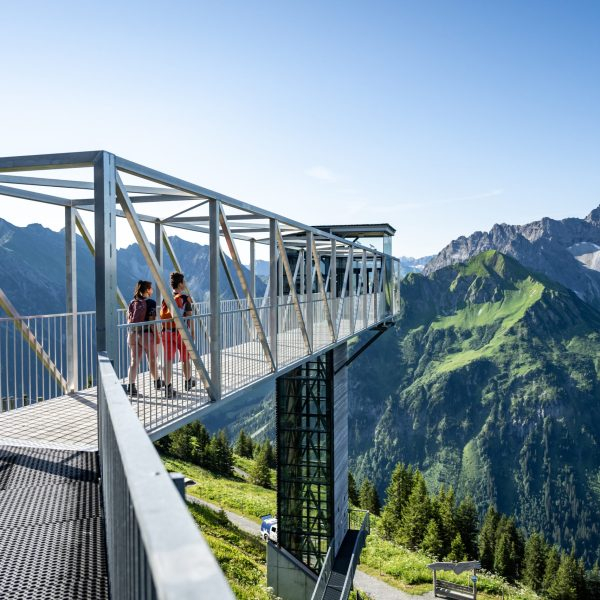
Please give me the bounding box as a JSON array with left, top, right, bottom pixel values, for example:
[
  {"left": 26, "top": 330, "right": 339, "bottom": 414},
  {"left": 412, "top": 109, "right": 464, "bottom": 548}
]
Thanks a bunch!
[
  {"left": 0, "top": 218, "right": 264, "bottom": 316},
  {"left": 424, "top": 205, "right": 600, "bottom": 308}
]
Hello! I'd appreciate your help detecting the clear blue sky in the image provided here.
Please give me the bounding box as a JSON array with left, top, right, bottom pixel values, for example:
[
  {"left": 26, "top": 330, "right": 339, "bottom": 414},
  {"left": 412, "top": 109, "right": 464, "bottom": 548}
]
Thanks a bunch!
[{"left": 1, "top": 0, "right": 598, "bottom": 257}]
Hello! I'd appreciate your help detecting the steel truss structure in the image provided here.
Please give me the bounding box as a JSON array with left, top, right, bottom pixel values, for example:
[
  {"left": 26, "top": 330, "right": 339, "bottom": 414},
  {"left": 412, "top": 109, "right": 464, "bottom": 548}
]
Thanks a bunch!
[
  {"left": 0, "top": 151, "right": 401, "bottom": 435},
  {"left": 276, "top": 353, "right": 334, "bottom": 572}
]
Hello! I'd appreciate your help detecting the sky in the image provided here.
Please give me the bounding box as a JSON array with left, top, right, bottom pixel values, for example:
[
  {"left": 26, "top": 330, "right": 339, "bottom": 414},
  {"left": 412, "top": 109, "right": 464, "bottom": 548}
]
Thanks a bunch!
[{"left": 0, "top": 0, "right": 599, "bottom": 258}]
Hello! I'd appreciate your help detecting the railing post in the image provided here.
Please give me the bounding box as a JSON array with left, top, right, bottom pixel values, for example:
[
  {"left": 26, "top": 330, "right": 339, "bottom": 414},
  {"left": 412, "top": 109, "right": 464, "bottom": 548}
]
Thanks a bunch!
[
  {"left": 250, "top": 238, "right": 256, "bottom": 299},
  {"left": 209, "top": 199, "right": 222, "bottom": 400},
  {"left": 330, "top": 240, "right": 337, "bottom": 339},
  {"left": 348, "top": 246, "right": 354, "bottom": 333},
  {"left": 94, "top": 151, "right": 118, "bottom": 363},
  {"left": 269, "top": 219, "right": 278, "bottom": 367},
  {"left": 361, "top": 250, "right": 367, "bottom": 329},
  {"left": 305, "top": 231, "right": 313, "bottom": 347},
  {"left": 65, "top": 206, "right": 78, "bottom": 392},
  {"left": 373, "top": 253, "right": 379, "bottom": 322},
  {"left": 154, "top": 222, "right": 163, "bottom": 308}
]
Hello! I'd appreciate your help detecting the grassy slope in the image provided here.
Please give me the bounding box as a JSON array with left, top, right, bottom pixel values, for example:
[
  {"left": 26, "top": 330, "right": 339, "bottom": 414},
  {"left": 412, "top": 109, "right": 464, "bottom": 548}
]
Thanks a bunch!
[{"left": 164, "top": 454, "right": 539, "bottom": 599}]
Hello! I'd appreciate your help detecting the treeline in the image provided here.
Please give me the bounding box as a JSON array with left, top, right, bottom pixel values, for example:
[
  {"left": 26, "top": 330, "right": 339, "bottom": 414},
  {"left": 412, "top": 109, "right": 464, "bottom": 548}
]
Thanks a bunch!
[
  {"left": 352, "top": 464, "right": 600, "bottom": 600},
  {"left": 156, "top": 424, "right": 276, "bottom": 488}
]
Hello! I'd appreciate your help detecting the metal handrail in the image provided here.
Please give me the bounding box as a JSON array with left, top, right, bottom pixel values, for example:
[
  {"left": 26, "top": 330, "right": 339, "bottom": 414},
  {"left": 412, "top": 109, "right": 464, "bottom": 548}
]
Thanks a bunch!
[
  {"left": 98, "top": 352, "right": 234, "bottom": 600},
  {"left": 309, "top": 543, "right": 335, "bottom": 600},
  {"left": 339, "top": 510, "right": 370, "bottom": 600}
]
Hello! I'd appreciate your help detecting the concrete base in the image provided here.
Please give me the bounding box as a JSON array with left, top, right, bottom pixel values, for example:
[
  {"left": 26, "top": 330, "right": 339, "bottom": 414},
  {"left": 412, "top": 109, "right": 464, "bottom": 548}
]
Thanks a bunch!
[{"left": 267, "top": 543, "right": 317, "bottom": 600}]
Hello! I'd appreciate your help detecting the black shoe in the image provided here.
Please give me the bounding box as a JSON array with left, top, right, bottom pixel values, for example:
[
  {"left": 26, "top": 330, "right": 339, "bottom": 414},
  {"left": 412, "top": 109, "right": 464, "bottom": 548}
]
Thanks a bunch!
[
  {"left": 155, "top": 378, "right": 164, "bottom": 390},
  {"left": 126, "top": 383, "right": 138, "bottom": 397},
  {"left": 184, "top": 378, "right": 196, "bottom": 391},
  {"left": 165, "top": 384, "right": 177, "bottom": 398}
]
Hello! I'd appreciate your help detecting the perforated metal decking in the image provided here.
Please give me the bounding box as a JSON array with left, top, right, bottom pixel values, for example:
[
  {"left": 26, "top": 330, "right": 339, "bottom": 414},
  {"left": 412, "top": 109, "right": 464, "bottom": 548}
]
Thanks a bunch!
[{"left": 0, "top": 446, "right": 109, "bottom": 599}]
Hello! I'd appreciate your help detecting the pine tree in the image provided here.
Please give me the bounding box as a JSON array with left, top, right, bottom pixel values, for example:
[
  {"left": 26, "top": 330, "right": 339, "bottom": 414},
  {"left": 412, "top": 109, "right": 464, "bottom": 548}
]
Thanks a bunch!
[
  {"left": 546, "top": 552, "right": 579, "bottom": 600},
  {"left": 348, "top": 471, "right": 359, "bottom": 506},
  {"left": 436, "top": 485, "right": 457, "bottom": 558},
  {"left": 494, "top": 529, "right": 517, "bottom": 580},
  {"left": 397, "top": 471, "right": 430, "bottom": 549},
  {"left": 421, "top": 519, "right": 444, "bottom": 559},
  {"left": 447, "top": 532, "right": 467, "bottom": 562},
  {"left": 208, "top": 430, "right": 233, "bottom": 475},
  {"left": 361, "top": 479, "right": 381, "bottom": 515},
  {"left": 359, "top": 479, "right": 381, "bottom": 516},
  {"left": 543, "top": 547, "right": 561, "bottom": 595},
  {"left": 251, "top": 444, "right": 273, "bottom": 488},
  {"left": 169, "top": 428, "right": 193, "bottom": 460},
  {"left": 234, "top": 430, "right": 254, "bottom": 458},
  {"left": 380, "top": 463, "right": 414, "bottom": 540},
  {"left": 493, "top": 516, "right": 523, "bottom": 581},
  {"left": 455, "top": 496, "right": 478, "bottom": 560},
  {"left": 523, "top": 532, "right": 547, "bottom": 593},
  {"left": 263, "top": 440, "right": 276, "bottom": 469},
  {"left": 478, "top": 506, "right": 499, "bottom": 571}
]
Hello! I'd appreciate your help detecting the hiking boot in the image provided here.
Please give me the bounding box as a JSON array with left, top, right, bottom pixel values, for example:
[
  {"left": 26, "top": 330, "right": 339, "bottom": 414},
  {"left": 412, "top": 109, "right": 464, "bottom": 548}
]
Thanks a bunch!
[
  {"left": 165, "top": 384, "right": 177, "bottom": 399},
  {"left": 184, "top": 378, "right": 196, "bottom": 391},
  {"left": 154, "top": 378, "right": 164, "bottom": 390}
]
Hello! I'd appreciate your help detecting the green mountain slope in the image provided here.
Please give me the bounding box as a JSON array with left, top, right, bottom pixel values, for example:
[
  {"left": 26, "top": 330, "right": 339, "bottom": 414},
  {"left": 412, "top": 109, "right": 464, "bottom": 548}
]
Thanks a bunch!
[{"left": 350, "top": 251, "right": 600, "bottom": 565}]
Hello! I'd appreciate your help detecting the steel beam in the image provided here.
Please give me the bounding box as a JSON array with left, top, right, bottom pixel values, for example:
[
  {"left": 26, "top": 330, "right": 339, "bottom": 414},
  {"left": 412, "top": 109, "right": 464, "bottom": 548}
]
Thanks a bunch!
[
  {"left": 65, "top": 207, "right": 78, "bottom": 392},
  {"left": 330, "top": 240, "right": 337, "bottom": 330},
  {"left": 305, "top": 232, "right": 314, "bottom": 347},
  {"left": 209, "top": 200, "right": 222, "bottom": 400},
  {"left": 275, "top": 223, "right": 311, "bottom": 353},
  {"left": 219, "top": 206, "right": 274, "bottom": 369},
  {"left": 311, "top": 238, "right": 335, "bottom": 341},
  {"left": 250, "top": 239, "right": 256, "bottom": 299},
  {"left": 115, "top": 174, "right": 214, "bottom": 397},
  {"left": 0, "top": 183, "right": 72, "bottom": 207},
  {"left": 361, "top": 251, "right": 367, "bottom": 328},
  {"left": 155, "top": 222, "right": 164, "bottom": 308},
  {"left": 348, "top": 246, "right": 354, "bottom": 334},
  {"left": 0, "top": 289, "right": 69, "bottom": 393},
  {"left": 115, "top": 155, "right": 382, "bottom": 256},
  {"left": 269, "top": 220, "right": 278, "bottom": 367},
  {"left": 94, "top": 152, "right": 119, "bottom": 361},
  {"left": 0, "top": 151, "right": 98, "bottom": 172}
]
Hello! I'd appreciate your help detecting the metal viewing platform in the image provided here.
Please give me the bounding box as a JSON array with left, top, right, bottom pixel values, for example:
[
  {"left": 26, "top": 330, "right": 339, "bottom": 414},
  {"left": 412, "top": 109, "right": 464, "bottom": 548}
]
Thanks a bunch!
[{"left": 0, "top": 151, "right": 401, "bottom": 599}]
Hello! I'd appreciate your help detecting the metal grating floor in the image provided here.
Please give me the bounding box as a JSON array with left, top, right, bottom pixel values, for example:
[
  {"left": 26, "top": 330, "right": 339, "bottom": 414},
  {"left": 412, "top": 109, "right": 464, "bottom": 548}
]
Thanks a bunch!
[{"left": 0, "top": 446, "right": 109, "bottom": 600}]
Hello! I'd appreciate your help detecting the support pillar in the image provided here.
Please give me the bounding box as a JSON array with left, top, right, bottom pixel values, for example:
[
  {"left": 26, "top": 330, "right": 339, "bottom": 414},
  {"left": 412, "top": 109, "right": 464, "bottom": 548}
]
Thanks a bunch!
[
  {"left": 155, "top": 222, "right": 163, "bottom": 308},
  {"left": 250, "top": 238, "right": 256, "bottom": 299},
  {"left": 269, "top": 220, "right": 278, "bottom": 367},
  {"left": 209, "top": 200, "right": 221, "bottom": 400},
  {"left": 94, "top": 152, "right": 118, "bottom": 363},
  {"left": 65, "top": 206, "right": 78, "bottom": 392},
  {"left": 270, "top": 343, "right": 349, "bottom": 600},
  {"left": 305, "top": 233, "right": 313, "bottom": 347}
]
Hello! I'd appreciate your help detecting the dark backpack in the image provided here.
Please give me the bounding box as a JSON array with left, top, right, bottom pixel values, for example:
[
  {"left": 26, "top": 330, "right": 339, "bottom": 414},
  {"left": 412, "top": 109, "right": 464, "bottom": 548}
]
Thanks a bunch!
[{"left": 128, "top": 298, "right": 148, "bottom": 323}]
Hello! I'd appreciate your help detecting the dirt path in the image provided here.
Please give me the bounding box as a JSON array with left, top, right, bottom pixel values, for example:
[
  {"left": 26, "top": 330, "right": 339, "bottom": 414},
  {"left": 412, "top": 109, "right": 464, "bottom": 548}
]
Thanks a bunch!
[{"left": 186, "top": 494, "right": 432, "bottom": 600}]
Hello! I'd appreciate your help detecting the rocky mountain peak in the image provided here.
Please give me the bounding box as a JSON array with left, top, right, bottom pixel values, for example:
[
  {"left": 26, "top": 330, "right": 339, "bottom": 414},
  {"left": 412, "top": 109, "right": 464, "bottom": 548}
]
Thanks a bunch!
[{"left": 424, "top": 206, "right": 600, "bottom": 308}]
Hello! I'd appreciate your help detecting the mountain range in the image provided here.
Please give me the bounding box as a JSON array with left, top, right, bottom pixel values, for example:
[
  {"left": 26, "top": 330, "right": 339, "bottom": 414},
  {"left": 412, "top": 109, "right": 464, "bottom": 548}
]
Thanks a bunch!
[
  {"left": 0, "top": 218, "right": 264, "bottom": 317},
  {"left": 350, "top": 250, "right": 600, "bottom": 564},
  {"left": 424, "top": 206, "right": 600, "bottom": 309}
]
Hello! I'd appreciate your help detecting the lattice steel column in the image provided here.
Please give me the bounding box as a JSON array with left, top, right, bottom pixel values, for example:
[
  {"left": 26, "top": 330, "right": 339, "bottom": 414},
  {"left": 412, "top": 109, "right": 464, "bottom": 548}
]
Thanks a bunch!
[{"left": 275, "top": 343, "right": 349, "bottom": 577}]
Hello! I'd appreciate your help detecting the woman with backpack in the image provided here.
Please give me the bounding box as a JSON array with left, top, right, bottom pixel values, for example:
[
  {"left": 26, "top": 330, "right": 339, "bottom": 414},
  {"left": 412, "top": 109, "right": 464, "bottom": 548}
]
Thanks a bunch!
[{"left": 126, "top": 280, "right": 162, "bottom": 396}]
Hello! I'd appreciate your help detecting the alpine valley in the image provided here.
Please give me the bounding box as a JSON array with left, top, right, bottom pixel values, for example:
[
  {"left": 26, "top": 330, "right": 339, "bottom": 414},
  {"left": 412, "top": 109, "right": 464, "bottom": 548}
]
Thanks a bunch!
[{"left": 350, "top": 237, "right": 600, "bottom": 565}]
